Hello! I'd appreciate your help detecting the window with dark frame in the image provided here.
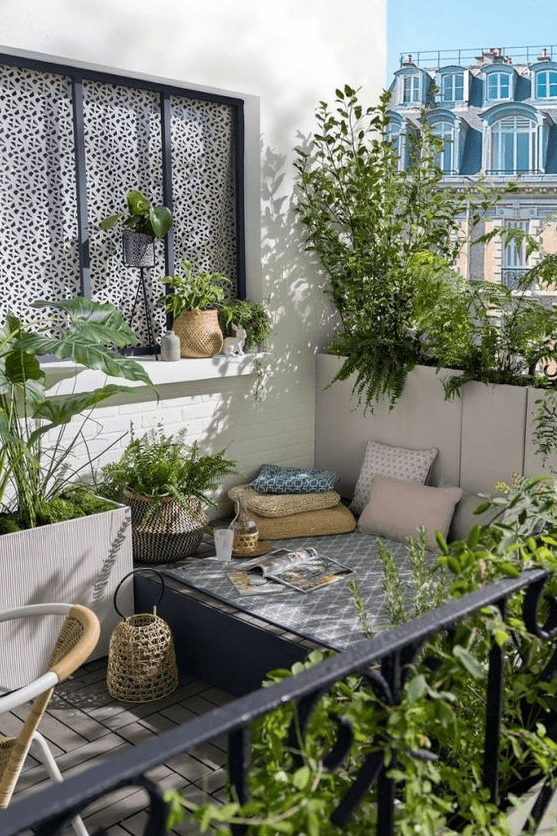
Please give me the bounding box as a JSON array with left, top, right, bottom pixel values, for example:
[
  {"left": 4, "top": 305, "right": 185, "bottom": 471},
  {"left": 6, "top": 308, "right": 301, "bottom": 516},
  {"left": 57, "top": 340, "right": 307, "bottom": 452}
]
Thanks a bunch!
[{"left": 0, "top": 52, "right": 246, "bottom": 353}]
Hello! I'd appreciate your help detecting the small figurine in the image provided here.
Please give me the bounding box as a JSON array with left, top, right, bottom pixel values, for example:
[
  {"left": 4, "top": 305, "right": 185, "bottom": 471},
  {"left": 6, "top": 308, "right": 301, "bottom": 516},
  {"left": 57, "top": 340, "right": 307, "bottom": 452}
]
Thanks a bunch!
[{"left": 220, "top": 324, "right": 246, "bottom": 356}]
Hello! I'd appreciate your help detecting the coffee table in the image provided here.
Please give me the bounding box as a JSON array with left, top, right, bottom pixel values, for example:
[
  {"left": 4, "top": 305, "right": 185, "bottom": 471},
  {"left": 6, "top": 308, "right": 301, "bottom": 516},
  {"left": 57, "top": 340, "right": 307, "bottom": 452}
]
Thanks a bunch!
[{"left": 133, "top": 531, "right": 420, "bottom": 696}]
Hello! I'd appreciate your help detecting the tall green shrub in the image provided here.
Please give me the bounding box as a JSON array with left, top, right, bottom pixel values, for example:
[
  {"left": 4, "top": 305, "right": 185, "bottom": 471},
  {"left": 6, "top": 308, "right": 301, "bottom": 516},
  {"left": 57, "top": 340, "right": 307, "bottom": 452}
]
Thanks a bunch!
[{"left": 294, "top": 85, "right": 514, "bottom": 410}]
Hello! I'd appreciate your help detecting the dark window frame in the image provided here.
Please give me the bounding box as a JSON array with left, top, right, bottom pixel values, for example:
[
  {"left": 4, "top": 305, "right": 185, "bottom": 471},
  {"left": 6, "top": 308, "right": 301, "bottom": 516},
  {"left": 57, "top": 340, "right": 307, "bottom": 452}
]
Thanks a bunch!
[{"left": 0, "top": 50, "right": 246, "bottom": 301}]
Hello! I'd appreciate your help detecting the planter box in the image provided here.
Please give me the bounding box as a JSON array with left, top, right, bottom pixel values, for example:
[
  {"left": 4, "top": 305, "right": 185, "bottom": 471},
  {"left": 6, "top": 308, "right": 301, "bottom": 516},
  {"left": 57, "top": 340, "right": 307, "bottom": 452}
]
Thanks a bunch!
[
  {"left": 0, "top": 504, "right": 133, "bottom": 690},
  {"left": 315, "top": 354, "right": 552, "bottom": 499}
]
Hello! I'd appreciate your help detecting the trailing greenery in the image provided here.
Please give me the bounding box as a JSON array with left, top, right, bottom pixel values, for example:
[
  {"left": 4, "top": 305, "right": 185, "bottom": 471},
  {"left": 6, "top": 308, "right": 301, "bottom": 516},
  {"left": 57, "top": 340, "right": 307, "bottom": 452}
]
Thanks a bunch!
[
  {"left": 165, "top": 476, "right": 557, "bottom": 834},
  {"left": 0, "top": 297, "right": 152, "bottom": 531},
  {"left": 101, "top": 424, "right": 237, "bottom": 517},
  {"left": 99, "top": 189, "right": 173, "bottom": 239},
  {"left": 534, "top": 390, "right": 557, "bottom": 471},
  {"left": 410, "top": 251, "right": 557, "bottom": 398},
  {"left": 218, "top": 298, "right": 272, "bottom": 351},
  {"left": 158, "top": 260, "right": 232, "bottom": 317},
  {"left": 294, "top": 84, "right": 515, "bottom": 411}
]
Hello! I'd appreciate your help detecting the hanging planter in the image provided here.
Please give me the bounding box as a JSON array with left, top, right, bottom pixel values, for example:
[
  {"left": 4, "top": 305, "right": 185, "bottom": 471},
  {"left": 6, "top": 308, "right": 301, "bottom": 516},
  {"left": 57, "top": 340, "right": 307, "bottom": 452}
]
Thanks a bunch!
[{"left": 173, "top": 309, "right": 223, "bottom": 358}]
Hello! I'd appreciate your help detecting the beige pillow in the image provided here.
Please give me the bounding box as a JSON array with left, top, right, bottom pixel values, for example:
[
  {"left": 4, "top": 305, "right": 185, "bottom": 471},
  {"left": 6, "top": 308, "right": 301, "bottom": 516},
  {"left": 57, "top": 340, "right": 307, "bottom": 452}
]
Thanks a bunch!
[
  {"left": 228, "top": 484, "right": 340, "bottom": 518},
  {"left": 358, "top": 475, "right": 462, "bottom": 552},
  {"left": 350, "top": 440, "right": 438, "bottom": 516},
  {"left": 448, "top": 491, "right": 498, "bottom": 542}
]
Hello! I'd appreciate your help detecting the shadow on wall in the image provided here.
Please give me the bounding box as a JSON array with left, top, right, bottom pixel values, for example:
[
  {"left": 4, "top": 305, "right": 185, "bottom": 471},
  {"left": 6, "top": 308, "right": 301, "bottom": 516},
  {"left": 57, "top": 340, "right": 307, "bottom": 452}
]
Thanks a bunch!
[
  {"left": 69, "top": 140, "right": 342, "bottom": 518},
  {"left": 175, "top": 140, "right": 341, "bottom": 507},
  {"left": 261, "top": 139, "right": 339, "bottom": 356}
]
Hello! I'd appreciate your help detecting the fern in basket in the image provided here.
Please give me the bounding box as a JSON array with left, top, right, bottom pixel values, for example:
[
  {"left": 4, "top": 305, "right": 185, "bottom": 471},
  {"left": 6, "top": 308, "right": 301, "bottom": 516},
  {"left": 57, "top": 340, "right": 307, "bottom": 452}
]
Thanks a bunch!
[{"left": 100, "top": 424, "right": 236, "bottom": 523}]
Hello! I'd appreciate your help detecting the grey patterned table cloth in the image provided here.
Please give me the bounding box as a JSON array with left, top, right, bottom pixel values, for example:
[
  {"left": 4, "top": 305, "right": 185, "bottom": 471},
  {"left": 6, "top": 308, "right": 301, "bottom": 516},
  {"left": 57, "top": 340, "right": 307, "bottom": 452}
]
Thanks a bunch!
[{"left": 168, "top": 531, "right": 430, "bottom": 649}]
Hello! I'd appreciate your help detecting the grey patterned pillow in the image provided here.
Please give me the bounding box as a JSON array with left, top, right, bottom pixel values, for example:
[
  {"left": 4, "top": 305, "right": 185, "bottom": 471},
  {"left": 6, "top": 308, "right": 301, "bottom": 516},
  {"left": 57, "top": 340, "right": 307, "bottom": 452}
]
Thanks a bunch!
[
  {"left": 249, "top": 464, "right": 339, "bottom": 494},
  {"left": 350, "top": 440, "right": 438, "bottom": 515}
]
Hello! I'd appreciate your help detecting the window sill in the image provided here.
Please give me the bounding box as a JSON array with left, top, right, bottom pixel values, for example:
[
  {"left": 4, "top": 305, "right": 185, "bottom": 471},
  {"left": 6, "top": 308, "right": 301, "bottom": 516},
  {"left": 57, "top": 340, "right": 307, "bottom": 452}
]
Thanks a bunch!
[{"left": 44, "top": 353, "right": 263, "bottom": 396}]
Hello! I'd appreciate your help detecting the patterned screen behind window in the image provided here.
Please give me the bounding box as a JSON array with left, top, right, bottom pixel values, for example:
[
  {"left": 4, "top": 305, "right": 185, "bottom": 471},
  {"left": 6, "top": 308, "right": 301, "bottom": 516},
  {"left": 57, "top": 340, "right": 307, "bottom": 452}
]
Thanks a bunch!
[
  {"left": 0, "top": 62, "right": 239, "bottom": 348},
  {"left": 0, "top": 66, "right": 80, "bottom": 322}
]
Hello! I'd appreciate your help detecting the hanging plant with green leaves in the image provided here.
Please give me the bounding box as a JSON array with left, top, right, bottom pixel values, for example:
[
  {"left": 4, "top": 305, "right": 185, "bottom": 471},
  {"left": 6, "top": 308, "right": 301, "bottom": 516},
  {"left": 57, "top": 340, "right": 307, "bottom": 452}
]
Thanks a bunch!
[{"left": 294, "top": 85, "right": 515, "bottom": 410}]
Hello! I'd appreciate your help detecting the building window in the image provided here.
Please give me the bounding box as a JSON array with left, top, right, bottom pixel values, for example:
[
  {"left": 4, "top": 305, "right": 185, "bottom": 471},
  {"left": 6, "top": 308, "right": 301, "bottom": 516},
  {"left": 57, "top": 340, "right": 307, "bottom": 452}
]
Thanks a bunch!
[
  {"left": 402, "top": 74, "right": 420, "bottom": 104},
  {"left": 486, "top": 72, "right": 511, "bottom": 101},
  {"left": 503, "top": 220, "right": 529, "bottom": 288},
  {"left": 489, "top": 116, "right": 536, "bottom": 173},
  {"left": 433, "top": 121, "right": 455, "bottom": 173},
  {"left": 387, "top": 122, "right": 400, "bottom": 152},
  {"left": 536, "top": 70, "right": 557, "bottom": 98},
  {"left": 442, "top": 73, "right": 464, "bottom": 103}
]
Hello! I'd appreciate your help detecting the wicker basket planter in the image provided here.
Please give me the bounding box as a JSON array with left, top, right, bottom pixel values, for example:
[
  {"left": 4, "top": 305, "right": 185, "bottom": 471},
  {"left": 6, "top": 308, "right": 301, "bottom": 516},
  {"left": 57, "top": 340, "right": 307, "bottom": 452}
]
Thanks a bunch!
[
  {"left": 123, "top": 490, "right": 207, "bottom": 563},
  {"left": 173, "top": 309, "right": 223, "bottom": 358}
]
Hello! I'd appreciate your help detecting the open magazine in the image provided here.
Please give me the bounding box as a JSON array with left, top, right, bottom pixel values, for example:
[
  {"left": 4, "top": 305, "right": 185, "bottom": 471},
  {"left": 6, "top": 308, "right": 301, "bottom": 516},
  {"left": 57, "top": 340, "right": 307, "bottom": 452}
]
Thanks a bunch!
[{"left": 226, "top": 547, "right": 353, "bottom": 595}]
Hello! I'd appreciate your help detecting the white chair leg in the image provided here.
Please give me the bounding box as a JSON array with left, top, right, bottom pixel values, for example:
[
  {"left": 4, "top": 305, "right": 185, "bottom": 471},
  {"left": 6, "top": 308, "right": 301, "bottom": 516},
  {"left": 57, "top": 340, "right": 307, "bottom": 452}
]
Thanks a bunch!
[{"left": 31, "top": 732, "right": 89, "bottom": 836}]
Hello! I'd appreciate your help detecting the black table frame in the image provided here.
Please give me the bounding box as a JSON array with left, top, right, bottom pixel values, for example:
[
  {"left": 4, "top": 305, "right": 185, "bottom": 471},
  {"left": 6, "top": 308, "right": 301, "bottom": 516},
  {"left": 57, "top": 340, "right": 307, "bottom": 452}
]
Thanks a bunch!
[{"left": 134, "top": 572, "right": 323, "bottom": 696}]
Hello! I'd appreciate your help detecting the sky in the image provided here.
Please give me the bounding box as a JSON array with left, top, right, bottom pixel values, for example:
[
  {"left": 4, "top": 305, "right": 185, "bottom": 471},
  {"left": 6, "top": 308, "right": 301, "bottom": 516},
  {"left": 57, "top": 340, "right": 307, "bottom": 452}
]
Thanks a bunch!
[{"left": 387, "top": 0, "right": 557, "bottom": 78}]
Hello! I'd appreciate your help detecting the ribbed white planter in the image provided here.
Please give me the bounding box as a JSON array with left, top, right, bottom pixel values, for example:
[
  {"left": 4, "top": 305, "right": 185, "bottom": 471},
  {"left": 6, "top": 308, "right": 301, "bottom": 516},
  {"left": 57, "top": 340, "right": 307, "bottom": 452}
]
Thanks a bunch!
[{"left": 0, "top": 504, "right": 133, "bottom": 690}]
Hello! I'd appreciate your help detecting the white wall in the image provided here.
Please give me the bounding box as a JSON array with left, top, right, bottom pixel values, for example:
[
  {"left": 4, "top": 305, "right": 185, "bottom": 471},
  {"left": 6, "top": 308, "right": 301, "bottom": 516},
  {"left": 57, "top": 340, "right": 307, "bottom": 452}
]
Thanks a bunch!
[{"left": 0, "top": 1, "right": 386, "bottom": 514}]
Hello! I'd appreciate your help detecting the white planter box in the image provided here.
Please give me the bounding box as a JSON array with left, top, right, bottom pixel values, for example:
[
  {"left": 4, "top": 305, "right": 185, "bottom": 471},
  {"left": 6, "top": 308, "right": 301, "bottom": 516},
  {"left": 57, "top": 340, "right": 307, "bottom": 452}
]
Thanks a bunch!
[
  {"left": 315, "top": 354, "right": 551, "bottom": 499},
  {"left": 0, "top": 504, "right": 133, "bottom": 690}
]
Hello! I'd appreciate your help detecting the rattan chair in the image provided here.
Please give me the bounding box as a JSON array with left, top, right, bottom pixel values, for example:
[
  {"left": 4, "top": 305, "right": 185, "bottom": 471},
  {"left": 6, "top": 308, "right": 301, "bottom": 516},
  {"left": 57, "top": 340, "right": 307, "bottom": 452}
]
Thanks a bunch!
[{"left": 0, "top": 603, "right": 100, "bottom": 836}]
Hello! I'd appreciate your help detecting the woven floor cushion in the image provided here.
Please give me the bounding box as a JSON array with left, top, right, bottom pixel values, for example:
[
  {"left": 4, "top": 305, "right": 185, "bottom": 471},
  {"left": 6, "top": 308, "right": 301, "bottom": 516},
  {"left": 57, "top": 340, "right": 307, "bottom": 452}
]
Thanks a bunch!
[
  {"left": 228, "top": 484, "right": 341, "bottom": 518},
  {"left": 250, "top": 502, "right": 356, "bottom": 539}
]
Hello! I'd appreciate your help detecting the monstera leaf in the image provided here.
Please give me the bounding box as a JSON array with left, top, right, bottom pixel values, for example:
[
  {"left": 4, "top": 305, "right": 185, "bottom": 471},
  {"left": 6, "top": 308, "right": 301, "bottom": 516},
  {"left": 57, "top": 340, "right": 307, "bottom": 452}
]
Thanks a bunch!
[
  {"left": 27, "top": 385, "right": 136, "bottom": 445},
  {"left": 12, "top": 298, "right": 152, "bottom": 386}
]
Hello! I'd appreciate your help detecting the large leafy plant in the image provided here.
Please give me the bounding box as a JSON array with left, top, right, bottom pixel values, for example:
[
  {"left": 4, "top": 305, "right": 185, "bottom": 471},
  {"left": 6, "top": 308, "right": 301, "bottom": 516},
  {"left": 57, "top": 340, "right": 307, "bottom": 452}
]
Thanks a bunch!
[
  {"left": 294, "top": 85, "right": 515, "bottom": 410},
  {"left": 0, "top": 297, "right": 152, "bottom": 530}
]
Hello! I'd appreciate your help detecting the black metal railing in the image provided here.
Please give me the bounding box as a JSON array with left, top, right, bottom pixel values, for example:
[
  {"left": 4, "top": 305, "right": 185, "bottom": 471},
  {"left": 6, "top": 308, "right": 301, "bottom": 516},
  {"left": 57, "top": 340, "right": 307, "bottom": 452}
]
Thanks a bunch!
[
  {"left": 0, "top": 568, "right": 555, "bottom": 836},
  {"left": 400, "top": 45, "right": 557, "bottom": 69}
]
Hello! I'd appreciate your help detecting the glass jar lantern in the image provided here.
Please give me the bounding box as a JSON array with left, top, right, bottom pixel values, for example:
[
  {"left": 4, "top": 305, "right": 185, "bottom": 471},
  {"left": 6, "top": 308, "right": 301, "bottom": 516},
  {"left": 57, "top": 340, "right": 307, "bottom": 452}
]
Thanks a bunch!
[{"left": 230, "top": 495, "right": 259, "bottom": 556}]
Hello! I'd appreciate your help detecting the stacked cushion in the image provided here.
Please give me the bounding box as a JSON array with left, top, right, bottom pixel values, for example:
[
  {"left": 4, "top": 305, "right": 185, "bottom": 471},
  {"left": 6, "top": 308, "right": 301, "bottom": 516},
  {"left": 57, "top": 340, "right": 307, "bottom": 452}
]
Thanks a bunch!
[
  {"left": 248, "top": 502, "right": 356, "bottom": 540},
  {"left": 228, "top": 484, "right": 340, "bottom": 518},
  {"left": 229, "top": 464, "right": 355, "bottom": 539},
  {"left": 249, "top": 464, "right": 338, "bottom": 494}
]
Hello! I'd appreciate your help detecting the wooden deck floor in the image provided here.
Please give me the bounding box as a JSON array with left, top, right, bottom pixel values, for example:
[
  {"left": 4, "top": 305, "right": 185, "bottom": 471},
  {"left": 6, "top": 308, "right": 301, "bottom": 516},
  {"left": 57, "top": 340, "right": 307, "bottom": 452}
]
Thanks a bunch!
[{"left": 5, "top": 657, "right": 232, "bottom": 836}]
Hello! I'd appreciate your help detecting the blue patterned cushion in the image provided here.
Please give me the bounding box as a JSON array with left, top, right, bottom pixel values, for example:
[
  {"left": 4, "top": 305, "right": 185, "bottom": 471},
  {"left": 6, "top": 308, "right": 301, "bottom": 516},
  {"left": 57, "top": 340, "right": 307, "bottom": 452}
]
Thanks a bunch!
[{"left": 249, "top": 464, "right": 339, "bottom": 494}]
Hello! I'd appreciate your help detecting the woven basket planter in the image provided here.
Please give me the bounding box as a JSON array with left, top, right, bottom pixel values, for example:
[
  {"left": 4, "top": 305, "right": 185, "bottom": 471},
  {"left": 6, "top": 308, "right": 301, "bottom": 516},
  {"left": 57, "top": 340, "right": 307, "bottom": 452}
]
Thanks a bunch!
[
  {"left": 122, "top": 490, "right": 207, "bottom": 563},
  {"left": 173, "top": 309, "right": 223, "bottom": 358}
]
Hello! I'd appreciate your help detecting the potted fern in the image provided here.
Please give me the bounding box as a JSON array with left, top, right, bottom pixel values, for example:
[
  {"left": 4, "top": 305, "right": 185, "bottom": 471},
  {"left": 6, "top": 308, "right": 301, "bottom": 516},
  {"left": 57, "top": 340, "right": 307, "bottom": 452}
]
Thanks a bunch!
[
  {"left": 158, "top": 260, "right": 232, "bottom": 357},
  {"left": 218, "top": 298, "right": 271, "bottom": 351},
  {"left": 101, "top": 425, "right": 237, "bottom": 563}
]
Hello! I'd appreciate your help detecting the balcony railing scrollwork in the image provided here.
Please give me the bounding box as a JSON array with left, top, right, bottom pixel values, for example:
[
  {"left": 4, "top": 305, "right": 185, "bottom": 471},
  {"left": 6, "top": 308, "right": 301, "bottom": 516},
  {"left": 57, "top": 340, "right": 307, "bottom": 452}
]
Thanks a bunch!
[{"left": 0, "top": 568, "right": 556, "bottom": 836}]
